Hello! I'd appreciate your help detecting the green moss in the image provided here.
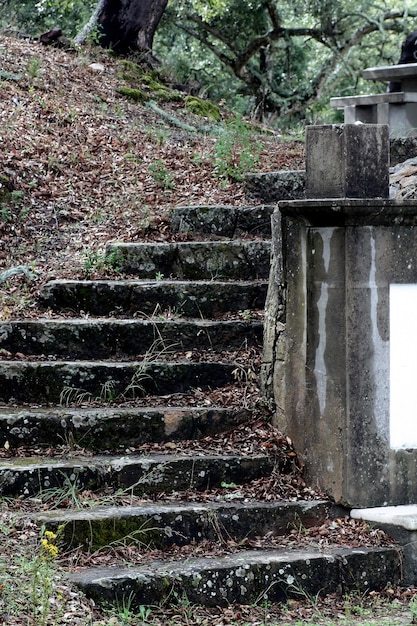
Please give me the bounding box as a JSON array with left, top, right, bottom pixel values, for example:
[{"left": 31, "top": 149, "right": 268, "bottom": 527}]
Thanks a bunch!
[
  {"left": 60, "top": 518, "right": 162, "bottom": 551},
  {"left": 141, "top": 75, "right": 183, "bottom": 102},
  {"left": 120, "top": 60, "right": 143, "bottom": 75},
  {"left": 117, "top": 86, "right": 148, "bottom": 103},
  {"left": 184, "top": 96, "right": 221, "bottom": 121}
]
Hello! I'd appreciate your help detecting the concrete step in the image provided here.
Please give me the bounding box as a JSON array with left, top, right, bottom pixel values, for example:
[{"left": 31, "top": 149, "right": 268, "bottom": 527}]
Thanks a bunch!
[
  {"left": 105, "top": 241, "right": 271, "bottom": 279},
  {"left": 0, "top": 360, "right": 238, "bottom": 403},
  {"left": 0, "top": 406, "right": 251, "bottom": 450},
  {"left": 39, "top": 279, "right": 268, "bottom": 317},
  {"left": 0, "top": 452, "right": 275, "bottom": 497},
  {"left": 352, "top": 504, "right": 417, "bottom": 585},
  {"left": 0, "top": 318, "right": 263, "bottom": 358},
  {"left": 245, "top": 170, "right": 305, "bottom": 203},
  {"left": 36, "top": 500, "right": 330, "bottom": 551},
  {"left": 169, "top": 204, "right": 274, "bottom": 237},
  {"left": 70, "top": 546, "right": 400, "bottom": 608}
]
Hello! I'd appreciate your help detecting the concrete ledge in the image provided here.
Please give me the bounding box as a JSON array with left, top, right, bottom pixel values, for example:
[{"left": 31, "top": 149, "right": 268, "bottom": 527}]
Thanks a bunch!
[
  {"left": 330, "top": 92, "right": 417, "bottom": 108},
  {"left": 351, "top": 505, "right": 417, "bottom": 584},
  {"left": 363, "top": 62, "right": 417, "bottom": 82},
  {"left": 351, "top": 504, "right": 417, "bottom": 530}
]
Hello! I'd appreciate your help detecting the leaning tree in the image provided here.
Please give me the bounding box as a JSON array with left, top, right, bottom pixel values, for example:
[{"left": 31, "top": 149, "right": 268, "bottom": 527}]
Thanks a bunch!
[{"left": 75, "top": 0, "right": 168, "bottom": 56}]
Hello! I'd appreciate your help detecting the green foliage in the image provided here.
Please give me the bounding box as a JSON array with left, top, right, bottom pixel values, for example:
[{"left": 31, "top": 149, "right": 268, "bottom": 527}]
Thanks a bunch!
[
  {"left": 157, "top": 0, "right": 417, "bottom": 124},
  {"left": 82, "top": 248, "right": 122, "bottom": 278},
  {"left": 27, "top": 56, "right": 41, "bottom": 78},
  {"left": 149, "top": 160, "right": 175, "bottom": 190},
  {"left": 1, "top": 0, "right": 416, "bottom": 125},
  {"left": 0, "top": 525, "right": 63, "bottom": 624},
  {"left": 213, "top": 117, "right": 261, "bottom": 181},
  {"left": 0, "top": 0, "right": 96, "bottom": 37},
  {"left": 0, "top": 188, "right": 30, "bottom": 223}
]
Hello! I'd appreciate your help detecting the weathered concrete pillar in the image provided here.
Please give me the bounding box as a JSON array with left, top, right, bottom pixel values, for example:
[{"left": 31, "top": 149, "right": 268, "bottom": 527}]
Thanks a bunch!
[
  {"left": 306, "top": 124, "right": 389, "bottom": 199},
  {"left": 276, "top": 198, "right": 417, "bottom": 508}
]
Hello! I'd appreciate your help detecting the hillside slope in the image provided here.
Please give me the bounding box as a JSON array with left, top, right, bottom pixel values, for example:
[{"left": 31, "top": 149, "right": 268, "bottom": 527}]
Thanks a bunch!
[{"left": 0, "top": 34, "right": 304, "bottom": 319}]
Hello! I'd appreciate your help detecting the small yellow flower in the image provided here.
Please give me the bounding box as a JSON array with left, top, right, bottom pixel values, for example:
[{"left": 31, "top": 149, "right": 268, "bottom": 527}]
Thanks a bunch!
[
  {"left": 40, "top": 530, "right": 59, "bottom": 559},
  {"left": 44, "top": 530, "right": 57, "bottom": 541}
]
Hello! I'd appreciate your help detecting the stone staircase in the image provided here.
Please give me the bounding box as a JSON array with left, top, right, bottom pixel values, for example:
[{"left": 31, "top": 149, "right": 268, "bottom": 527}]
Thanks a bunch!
[{"left": 0, "top": 204, "right": 401, "bottom": 612}]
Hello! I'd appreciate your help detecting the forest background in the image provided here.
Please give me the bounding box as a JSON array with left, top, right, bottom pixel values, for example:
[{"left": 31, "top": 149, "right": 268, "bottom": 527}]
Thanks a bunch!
[{"left": 2, "top": 0, "right": 417, "bottom": 127}]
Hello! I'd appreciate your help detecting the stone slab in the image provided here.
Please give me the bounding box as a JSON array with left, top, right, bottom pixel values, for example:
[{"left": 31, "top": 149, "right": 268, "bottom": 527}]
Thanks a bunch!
[
  {"left": 170, "top": 204, "right": 275, "bottom": 237},
  {"left": 330, "top": 92, "right": 417, "bottom": 107},
  {"left": 0, "top": 319, "right": 263, "bottom": 357},
  {"left": 351, "top": 505, "right": 417, "bottom": 530},
  {"left": 363, "top": 62, "right": 417, "bottom": 82},
  {"left": 351, "top": 505, "right": 417, "bottom": 584},
  {"left": 0, "top": 453, "right": 274, "bottom": 498},
  {"left": 245, "top": 170, "right": 305, "bottom": 202},
  {"left": 105, "top": 241, "right": 271, "bottom": 280},
  {"left": 276, "top": 198, "right": 417, "bottom": 507},
  {"left": 37, "top": 499, "right": 329, "bottom": 550},
  {"left": 39, "top": 279, "right": 268, "bottom": 317},
  {"left": 0, "top": 406, "right": 252, "bottom": 450},
  {"left": 0, "top": 360, "right": 237, "bottom": 403},
  {"left": 70, "top": 546, "right": 400, "bottom": 607}
]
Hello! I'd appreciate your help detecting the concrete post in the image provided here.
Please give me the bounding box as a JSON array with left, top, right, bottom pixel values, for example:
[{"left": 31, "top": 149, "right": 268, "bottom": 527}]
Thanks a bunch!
[
  {"left": 276, "top": 198, "right": 417, "bottom": 508},
  {"left": 305, "top": 124, "right": 389, "bottom": 199}
]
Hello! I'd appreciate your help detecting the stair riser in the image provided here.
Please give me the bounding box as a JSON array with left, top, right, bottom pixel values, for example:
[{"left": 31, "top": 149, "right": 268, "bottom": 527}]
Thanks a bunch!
[
  {"left": 0, "top": 320, "right": 263, "bottom": 358},
  {"left": 0, "top": 464, "right": 106, "bottom": 498},
  {"left": 0, "top": 454, "right": 274, "bottom": 498},
  {"left": 39, "top": 281, "right": 268, "bottom": 317},
  {"left": 105, "top": 241, "right": 271, "bottom": 280},
  {"left": 170, "top": 205, "right": 274, "bottom": 237},
  {"left": 0, "top": 362, "right": 237, "bottom": 403},
  {"left": 40, "top": 501, "right": 329, "bottom": 551},
  {"left": 0, "top": 407, "right": 251, "bottom": 450},
  {"left": 72, "top": 548, "right": 400, "bottom": 608}
]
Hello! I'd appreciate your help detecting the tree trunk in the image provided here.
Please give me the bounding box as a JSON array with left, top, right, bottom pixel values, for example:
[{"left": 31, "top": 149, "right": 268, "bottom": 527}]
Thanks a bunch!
[{"left": 76, "top": 0, "right": 168, "bottom": 56}]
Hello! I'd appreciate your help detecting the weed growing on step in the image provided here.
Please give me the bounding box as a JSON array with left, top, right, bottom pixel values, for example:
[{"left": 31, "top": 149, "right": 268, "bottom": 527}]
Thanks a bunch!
[
  {"left": 104, "top": 595, "right": 152, "bottom": 625},
  {"left": 214, "top": 116, "right": 261, "bottom": 182},
  {"left": 60, "top": 378, "right": 118, "bottom": 406},
  {"left": 59, "top": 337, "right": 177, "bottom": 407},
  {"left": 37, "top": 472, "right": 84, "bottom": 509},
  {"left": 82, "top": 247, "right": 123, "bottom": 278}
]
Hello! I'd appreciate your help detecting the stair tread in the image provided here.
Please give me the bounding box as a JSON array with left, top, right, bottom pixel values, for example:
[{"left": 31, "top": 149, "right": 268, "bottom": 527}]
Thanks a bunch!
[
  {"left": 69, "top": 545, "right": 400, "bottom": 608},
  {"left": 1, "top": 318, "right": 263, "bottom": 325},
  {"left": 107, "top": 240, "right": 271, "bottom": 247},
  {"left": 36, "top": 498, "right": 329, "bottom": 520},
  {"left": 43, "top": 278, "right": 267, "bottom": 284},
  {"left": 0, "top": 450, "right": 273, "bottom": 469},
  {"left": 70, "top": 544, "right": 397, "bottom": 578}
]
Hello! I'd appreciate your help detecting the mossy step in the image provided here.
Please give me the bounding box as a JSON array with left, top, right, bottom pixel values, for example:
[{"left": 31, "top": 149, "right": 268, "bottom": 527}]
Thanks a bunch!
[
  {"left": 39, "top": 279, "right": 268, "bottom": 317},
  {"left": 170, "top": 204, "right": 275, "bottom": 237},
  {"left": 0, "top": 452, "right": 274, "bottom": 498},
  {"left": 70, "top": 546, "right": 400, "bottom": 608},
  {"left": 105, "top": 241, "right": 271, "bottom": 279},
  {"left": 0, "top": 360, "right": 238, "bottom": 403},
  {"left": 37, "top": 500, "right": 330, "bottom": 551},
  {"left": 0, "top": 318, "right": 263, "bottom": 358},
  {"left": 0, "top": 406, "right": 251, "bottom": 450},
  {"left": 245, "top": 170, "right": 306, "bottom": 203}
]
